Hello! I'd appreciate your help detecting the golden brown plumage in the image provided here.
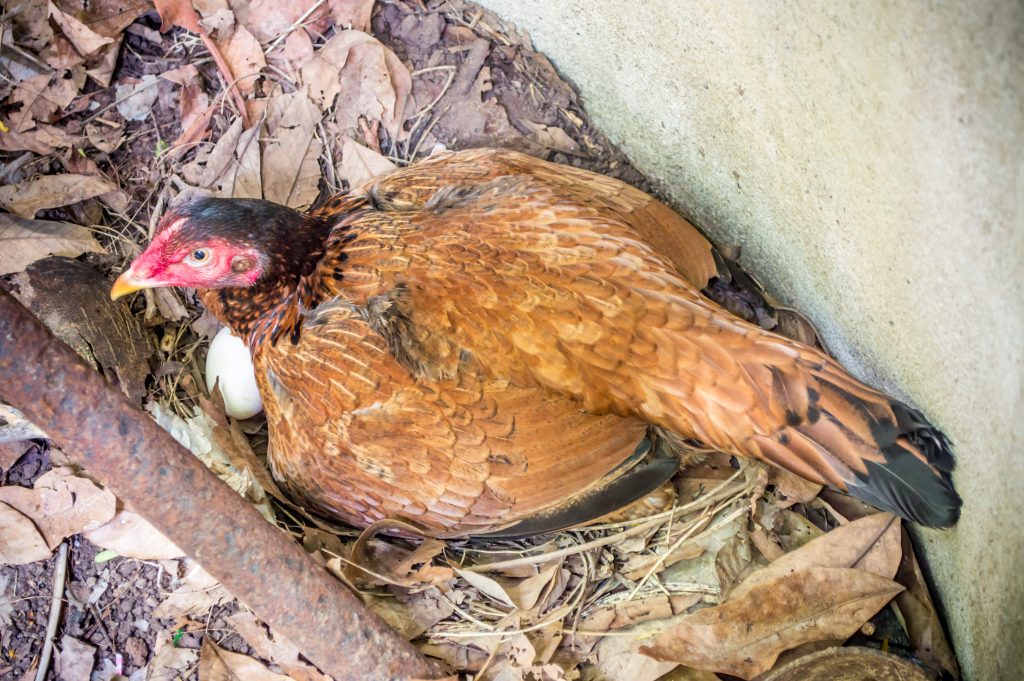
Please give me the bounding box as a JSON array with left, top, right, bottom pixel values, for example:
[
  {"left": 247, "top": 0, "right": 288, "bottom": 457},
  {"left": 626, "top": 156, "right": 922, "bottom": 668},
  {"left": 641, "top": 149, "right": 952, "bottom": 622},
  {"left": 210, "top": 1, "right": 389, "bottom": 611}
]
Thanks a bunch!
[{"left": 114, "top": 149, "right": 961, "bottom": 535}]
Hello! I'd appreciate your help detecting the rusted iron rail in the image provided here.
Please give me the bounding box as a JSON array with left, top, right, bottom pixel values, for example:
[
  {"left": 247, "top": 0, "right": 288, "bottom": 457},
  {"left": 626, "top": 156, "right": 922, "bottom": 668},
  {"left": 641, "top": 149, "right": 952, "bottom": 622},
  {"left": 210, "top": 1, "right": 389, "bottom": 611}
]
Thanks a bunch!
[{"left": 0, "top": 291, "right": 433, "bottom": 681}]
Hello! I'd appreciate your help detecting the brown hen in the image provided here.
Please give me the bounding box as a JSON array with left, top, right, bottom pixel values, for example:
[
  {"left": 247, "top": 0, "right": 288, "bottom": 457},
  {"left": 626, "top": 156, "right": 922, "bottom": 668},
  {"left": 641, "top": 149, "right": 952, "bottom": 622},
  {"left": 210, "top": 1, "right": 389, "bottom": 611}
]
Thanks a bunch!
[{"left": 112, "top": 149, "right": 961, "bottom": 536}]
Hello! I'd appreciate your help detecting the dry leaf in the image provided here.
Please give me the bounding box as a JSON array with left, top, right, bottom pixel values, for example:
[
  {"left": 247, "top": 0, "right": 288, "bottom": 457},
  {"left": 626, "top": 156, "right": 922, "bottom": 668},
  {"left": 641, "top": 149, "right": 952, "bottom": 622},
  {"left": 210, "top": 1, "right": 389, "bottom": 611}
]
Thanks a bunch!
[
  {"left": 521, "top": 120, "right": 579, "bottom": 154},
  {"left": 733, "top": 512, "right": 901, "bottom": 599},
  {"left": 503, "top": 560, "right": 561, "bottom": 611},
  {"left": 198, "top": 638, "right": 291, "bottom": 681},
  {"left": 0, "top": 173, "right": 118, "bottom": 218},
  {"left": 0, "top": 403, "right": 47, "bottom": 443},
  {"left": 85, "top": 37, "right": 122, "bottom": 86},
  {"left": 153, "top": 0, "right": 202, "bottom": 33},
  {"left": 894, "top": 526, "right": 960, "bottom": 679},
  {"left": 594, "top": 633, "right": 677, "bottom": 681},
  {"left": 231, "top": 0, "right": 331, "bottom": 43},
  {"left": 114, "top": 75, "right": 160, "bottom": 121},
  {"left": 338, "top": 137, "right": 398, "bottom": 187},
  {"left": 52, "top": 0, "right": 152, "bottom": 40},
  {"left": 0, "top": 501, "right": 51, "bottom": 565},
  {"left": 48, "top": 1, "right": 113, "bottom": 56},
  {"left": 641, "top": 567, "right": 904, "bottom": 679},
  {"left": 84, "top": 510, "right": 185, "bottom": 560},
  {"left": 148, "top": 629, "right": 200, "bottom": 680},
  {"left": 154, "top": 560, "right": 229, "bottom": 620},
  {"left": 454, "top": 567, "right": 517, "bottom": 609},
  {"left": 380, "top": 537, "right": 454, "bottom": 586},
  {"left": 194, "top": 118, "right": 263, "bottom": 198},
  {"left": 161, "top": 63, "right": 200, "bottom": 85},
  {"left": 327, "top": 0, "right": 375, "bottom": 31},
  {"left": 86, "top": 122, "right": 126, "bottom": 153},
  {"left": 366, "top": 587, "right": 455, "bottom": 640},
  {"left": 301, "top": 30, "right": 411, "bottom": 139},
  {"left": 261, "top": 91, "right": 322, "bottom": 208},
  {"left": 768, "top": 467, "right": 823, "bottom": 507},
  {"left": 219, "top": 25, "right": 266, "bottom": 96},
  {"left": 0, "top": 467, "right": 116, "bottom": 549},
  {"left": 9, "top": 72, "right": 84, "bottom": 133},
  {"left": 55, "top": 634, "right": 96, "bottom": 681}
]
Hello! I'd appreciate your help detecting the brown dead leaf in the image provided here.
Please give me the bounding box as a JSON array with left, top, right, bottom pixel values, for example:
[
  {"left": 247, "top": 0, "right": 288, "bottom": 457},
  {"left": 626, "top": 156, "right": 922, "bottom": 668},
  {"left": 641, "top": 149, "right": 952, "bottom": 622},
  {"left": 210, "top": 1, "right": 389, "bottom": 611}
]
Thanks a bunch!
[
  {"left": 55, "top": 634, "right": 96, "bottom": 681},
  {"left": 365, "top": 587, "right": 455, "bottom": 640},
  {"left": 115, "top": 75, "right": 160, "bottom": 121},
  {"left": 594, "top": 633, "right": 677, "bottom": 681},
  {"left": 301, "top": 30, "right": 411, "bottom": 139},
  {"left": 0, "top": 173, "right": 118, "bottom": 218},
  {"left": 894, "top": 526, "right": 960, "bottom": 679},
  {"left": 641, "top": 567, "right": 904, "bottom": 679},
  {"left": 734, "top": 513, "right": 901, "bottom": 599},
  {"left": 0, "top": 404, "right": 47, "bottom": 444},
  {"left": 327, "top": 0, "right": 375, "bottom": 32},
  {"left": 521, "top": 120, "right": 579, "bottom": 154},
  {"left": 85, "top": 122, "right": 126, "bottom": 153},
  {"left": 9, "top": 71, "right": 84, "bottom": 133},
  {"left": 219, "top": 25, "right": 266, "bottom": 96},
  {"left": 0, "top": 124, "right": 82, "bottom": 154},
  {"left": 262, "top": 91, "right": 322, "bottom": 208},
  {"left": 503, "top": 560, "right": 562, "bottom": 611},
  {"left": 0, "top": 467, "right": 116, "bottom": 549},
  {"left": 232, "top": 0, "right": 331, "bottom": 43},
  {"left": 149, "top": 629, "right": 200, "bottom": 680},
  {"left": 194, "top": 118, "right": 263, "bottom": 198},
  {"left": 48, "top": 1, "right": 113, "bottom": 56},
  {"left": 768, "top": 467, "right": 823, "bottom": 507},
  {"left": 153, "top": 0, "right": 202, "bottom": 33},
  {"left": 453, "top": 568, "right": 516, "bottom": 609},
  {"left": 85, "top": 37, "right": 122, "bottom": 87},
  {"left": 52, "top": 0, "right": 152, "bottom": 40},
  {"left": 161, "top": 63, "right": 200, "bottom": 85},
  {"left": 0, "top": 213, "right": 102, "bottom": 276},
  {"left": 197, "top": 389, "right": 286, "bottom": 501},
  {"left": 154, "top": 560, "right": 230, "bottom": 620},
  {"left": 655, "top": 666, "right": 720, "bottom": 681},
  {"left": 589, "top": 593, "right": 703, "bottom": 632},
  {"left": 84, "top": 510, "right": 185, "bottom": 560},
  {"left": 337, "top": 137, "right": 398, "bottom": 187},
  {"left": 0, "top": 501, "right": 52, "bottom": 565},
  {"left": 383, "top": 537, "right": 454, "bottom": 586},
  {"left": 198, "top": 638, "right": 291, "bottom": 681}
]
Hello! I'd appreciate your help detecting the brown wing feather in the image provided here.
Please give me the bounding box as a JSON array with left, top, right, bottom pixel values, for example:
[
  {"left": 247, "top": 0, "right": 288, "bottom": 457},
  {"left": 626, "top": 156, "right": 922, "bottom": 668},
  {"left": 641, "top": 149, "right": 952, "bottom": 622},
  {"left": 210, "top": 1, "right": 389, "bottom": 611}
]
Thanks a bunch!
[
  {"left": 256, "top": 297, "right": 647, "bottom": 536},
  {"left": 322, "top": 164, "right": 958, "bottom": 526}
]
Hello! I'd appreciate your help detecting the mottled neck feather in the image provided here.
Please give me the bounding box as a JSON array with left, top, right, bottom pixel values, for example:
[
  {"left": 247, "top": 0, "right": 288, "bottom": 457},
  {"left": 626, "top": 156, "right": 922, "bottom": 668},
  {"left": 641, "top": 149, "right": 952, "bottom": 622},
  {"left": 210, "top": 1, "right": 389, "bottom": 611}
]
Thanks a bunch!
[{"left": 189, "top": 198, "right": 333, "bottom": 349}]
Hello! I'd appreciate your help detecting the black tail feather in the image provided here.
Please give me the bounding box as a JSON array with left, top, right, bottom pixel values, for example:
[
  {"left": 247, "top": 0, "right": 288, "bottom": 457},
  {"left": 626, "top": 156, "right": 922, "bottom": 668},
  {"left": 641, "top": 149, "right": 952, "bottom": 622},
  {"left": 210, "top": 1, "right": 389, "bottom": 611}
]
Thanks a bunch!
[{"left": 848, "top": 400, "right": 961, "bottom": 528}]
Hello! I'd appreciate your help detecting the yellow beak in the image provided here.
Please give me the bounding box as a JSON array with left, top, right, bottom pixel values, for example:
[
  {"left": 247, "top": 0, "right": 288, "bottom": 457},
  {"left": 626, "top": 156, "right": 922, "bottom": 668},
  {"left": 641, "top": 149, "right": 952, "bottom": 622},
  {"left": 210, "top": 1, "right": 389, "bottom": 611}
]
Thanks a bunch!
[{"left": 110, "top": 269, "right": 150, "bottom": 300}]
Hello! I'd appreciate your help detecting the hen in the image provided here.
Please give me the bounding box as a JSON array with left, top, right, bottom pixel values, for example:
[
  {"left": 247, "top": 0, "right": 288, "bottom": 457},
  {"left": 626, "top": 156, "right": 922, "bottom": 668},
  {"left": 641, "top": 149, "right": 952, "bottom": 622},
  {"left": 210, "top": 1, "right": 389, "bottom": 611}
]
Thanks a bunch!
[{"left": 112, "top": 149, "right": 961, "bottom": 536}]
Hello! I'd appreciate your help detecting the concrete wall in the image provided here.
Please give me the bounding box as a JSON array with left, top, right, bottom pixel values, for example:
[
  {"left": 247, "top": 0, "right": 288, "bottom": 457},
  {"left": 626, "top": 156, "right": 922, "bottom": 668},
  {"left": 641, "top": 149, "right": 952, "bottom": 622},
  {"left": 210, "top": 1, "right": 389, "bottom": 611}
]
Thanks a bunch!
[{"left": 477, "top": 1, "right": 1024, "bottom": 678}]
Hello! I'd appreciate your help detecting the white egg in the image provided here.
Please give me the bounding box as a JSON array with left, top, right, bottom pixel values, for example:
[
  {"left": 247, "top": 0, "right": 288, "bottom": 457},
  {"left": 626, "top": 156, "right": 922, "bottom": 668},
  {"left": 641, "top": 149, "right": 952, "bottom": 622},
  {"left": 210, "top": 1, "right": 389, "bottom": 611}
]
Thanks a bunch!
[{"left": 205, "top": 326, "right": 263, "bottom": 419}]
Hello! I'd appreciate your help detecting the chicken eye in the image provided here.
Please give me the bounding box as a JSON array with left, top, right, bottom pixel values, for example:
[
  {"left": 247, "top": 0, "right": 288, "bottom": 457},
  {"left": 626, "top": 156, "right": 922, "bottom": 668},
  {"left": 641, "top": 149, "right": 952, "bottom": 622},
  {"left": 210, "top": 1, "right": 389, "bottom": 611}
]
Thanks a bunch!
[{"left": 186, "top": 249, "right": 212, "bottom": 266}]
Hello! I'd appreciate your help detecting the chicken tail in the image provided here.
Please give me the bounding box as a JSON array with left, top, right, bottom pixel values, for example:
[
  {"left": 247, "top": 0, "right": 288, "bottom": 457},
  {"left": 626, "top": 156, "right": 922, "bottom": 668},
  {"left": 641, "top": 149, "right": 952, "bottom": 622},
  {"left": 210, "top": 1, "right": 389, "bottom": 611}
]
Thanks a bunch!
[{"left": 752, "top": 360, "right": 961, "bottom": 527}]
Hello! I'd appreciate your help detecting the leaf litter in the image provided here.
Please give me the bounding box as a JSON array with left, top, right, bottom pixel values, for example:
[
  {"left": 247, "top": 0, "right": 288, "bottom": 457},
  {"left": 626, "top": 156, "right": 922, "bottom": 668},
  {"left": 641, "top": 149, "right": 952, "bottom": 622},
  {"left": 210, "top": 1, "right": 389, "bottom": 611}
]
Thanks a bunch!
[{"left": 0, "top": 1, "right": 959, "bottom": 679}]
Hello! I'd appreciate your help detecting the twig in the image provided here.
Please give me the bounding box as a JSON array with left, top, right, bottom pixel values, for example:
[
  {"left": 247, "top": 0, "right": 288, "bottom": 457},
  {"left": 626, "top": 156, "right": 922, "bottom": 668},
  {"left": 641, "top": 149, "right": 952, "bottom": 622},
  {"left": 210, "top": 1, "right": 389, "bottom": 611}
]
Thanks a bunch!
[
  {"left": 264, "top": 0, "right": 327, "bottom": 53},
  {"left": 35, "top": 542, "right": 69, "bottom": 681}
]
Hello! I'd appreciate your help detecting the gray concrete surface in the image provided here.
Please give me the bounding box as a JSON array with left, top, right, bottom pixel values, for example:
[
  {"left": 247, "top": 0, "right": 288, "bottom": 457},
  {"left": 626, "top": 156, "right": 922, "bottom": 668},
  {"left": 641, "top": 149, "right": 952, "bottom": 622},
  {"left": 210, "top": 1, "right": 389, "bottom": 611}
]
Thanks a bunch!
[{"left": 477, "top": 1, "right": 1024, "bottom": 678}]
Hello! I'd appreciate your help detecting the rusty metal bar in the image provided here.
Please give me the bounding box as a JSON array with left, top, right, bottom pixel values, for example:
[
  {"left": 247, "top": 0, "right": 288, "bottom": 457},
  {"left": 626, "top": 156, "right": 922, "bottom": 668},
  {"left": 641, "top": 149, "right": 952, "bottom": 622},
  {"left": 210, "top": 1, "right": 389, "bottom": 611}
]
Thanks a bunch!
[{"left": 0, "top": 291, "right": 433, "bottom": 681}]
